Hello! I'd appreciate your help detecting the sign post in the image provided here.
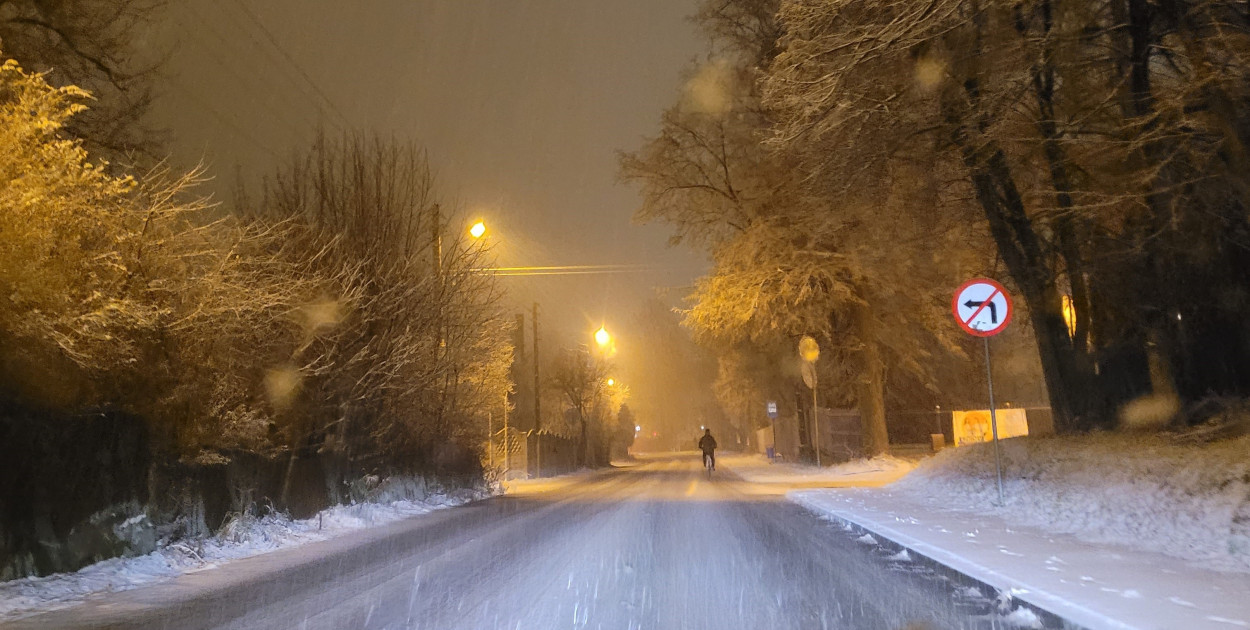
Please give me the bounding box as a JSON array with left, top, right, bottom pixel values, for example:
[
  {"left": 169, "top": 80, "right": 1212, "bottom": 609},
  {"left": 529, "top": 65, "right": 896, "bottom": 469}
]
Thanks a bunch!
[
  {"left": 766, "top": 401, "right": 778, "bottom": 462},
  {"left": 799, "top": 336, "right": 821, "bottom": 467},
  {"left": 952, "top": 278, "right": 1014, "bottom": 505}
]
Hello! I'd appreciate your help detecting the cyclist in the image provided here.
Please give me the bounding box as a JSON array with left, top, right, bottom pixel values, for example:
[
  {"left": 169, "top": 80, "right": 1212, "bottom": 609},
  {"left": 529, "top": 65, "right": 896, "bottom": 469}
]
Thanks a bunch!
[{"left": 698, "top": 428, "right": 717, "bottom": 471}]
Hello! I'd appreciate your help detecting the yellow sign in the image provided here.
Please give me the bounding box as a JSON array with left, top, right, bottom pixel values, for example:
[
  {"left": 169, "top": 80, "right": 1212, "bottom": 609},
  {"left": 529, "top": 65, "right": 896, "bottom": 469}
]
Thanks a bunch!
[
  {"left": 799, "top": 335, "right": 820, "bottom": 362},
  {"left": 951, "top": 409, "right": 1029, "bottom": 446}
]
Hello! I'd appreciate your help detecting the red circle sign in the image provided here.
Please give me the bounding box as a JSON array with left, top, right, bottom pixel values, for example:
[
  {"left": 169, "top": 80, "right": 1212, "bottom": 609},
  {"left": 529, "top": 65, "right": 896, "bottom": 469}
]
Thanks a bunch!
[{"left": 952, "top": 278, "right": 1013, "bottom": 337}]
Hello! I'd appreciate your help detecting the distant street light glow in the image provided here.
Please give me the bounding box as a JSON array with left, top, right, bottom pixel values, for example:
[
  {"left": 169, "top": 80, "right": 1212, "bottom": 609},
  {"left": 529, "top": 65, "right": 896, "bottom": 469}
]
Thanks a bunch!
[
  {"left": 469, "top": 221, "right": 486, "bottom": 239},
  {"left": 594, "top": 326, "right": 611, "bottom": 347},
  {"left": 607, "top": 378, "right": 615, "bottom": 386}
]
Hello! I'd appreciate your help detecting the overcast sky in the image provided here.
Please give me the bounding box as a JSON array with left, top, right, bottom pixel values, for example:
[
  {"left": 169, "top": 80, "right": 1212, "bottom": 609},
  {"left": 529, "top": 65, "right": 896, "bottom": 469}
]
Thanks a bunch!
[{"left": 149, "top": 0, "right": 710, "bottom": 352}]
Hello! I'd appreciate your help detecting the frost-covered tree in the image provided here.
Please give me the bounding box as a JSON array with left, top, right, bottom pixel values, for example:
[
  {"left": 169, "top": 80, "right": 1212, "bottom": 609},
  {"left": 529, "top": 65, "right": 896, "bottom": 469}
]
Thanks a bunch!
[
  {"left": 0, "top": 0, "right": 165, "bottom": 158},
  {"left": 622, "top": 0, "right": 974, "bottom": 456},
  {"left": 243, "top": 134, "right": 513, "bottom": 468},
  {"left": 765, "top": 0, "right": 1250, "bottom": 430},
  {"left": 548, "top": 347, "right": 612, "bottom": 466},
  {"left": 0, "top": 57, "right": 151, "bottom": 393},
  {"left": 0, "top": 54, "right": 311, "bottom": 457}
]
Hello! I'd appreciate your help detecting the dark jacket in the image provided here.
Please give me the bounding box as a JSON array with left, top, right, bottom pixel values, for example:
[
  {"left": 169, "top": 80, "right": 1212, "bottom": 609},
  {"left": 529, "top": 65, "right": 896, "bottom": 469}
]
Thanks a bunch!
[{"left": 698, "top": 434, "right": 717, "bottom": 453}]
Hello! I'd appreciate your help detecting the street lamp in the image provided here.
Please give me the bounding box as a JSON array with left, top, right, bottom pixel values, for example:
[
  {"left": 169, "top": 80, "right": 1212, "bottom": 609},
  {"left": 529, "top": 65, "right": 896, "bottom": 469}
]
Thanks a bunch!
[
  {"left": 606, "top": 378, "right": 615, "bottom": 387},
  {"left": 594, "top": 326, "right": 611, "bottom": 348},
  {"left": 469, "top": 220, "right": 487, "bottom": 239}
]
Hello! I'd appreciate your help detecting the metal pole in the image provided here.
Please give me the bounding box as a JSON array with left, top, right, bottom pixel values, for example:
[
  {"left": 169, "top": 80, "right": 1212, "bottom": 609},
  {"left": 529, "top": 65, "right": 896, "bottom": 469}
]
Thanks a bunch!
[
  {"left": 770, "top": 417, "right": 776, "bottom": 462},
  {"left": 812, "top": 375, "right": 821, "bottom": 468},
  {"left": 503, "top": 390, "right": 510, "bottom": 478},
  {"left": 532, "top": 302, "right": 541, "bottom": 477},
  {"left": 984, "top": 337, "right": 1005, "bottom": 505},
  {"left": 431, "top": 203, "right": 442, "bottom": 277}
]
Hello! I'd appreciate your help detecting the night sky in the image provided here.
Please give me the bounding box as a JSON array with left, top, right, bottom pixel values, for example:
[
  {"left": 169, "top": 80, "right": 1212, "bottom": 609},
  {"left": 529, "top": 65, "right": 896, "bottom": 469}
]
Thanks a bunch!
[{"left": 148, "top": 1, "right": 710, "bottom": 354}]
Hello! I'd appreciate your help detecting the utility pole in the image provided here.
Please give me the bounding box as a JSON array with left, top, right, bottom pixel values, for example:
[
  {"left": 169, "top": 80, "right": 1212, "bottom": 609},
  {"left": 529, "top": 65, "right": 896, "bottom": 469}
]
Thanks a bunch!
[
  {"left": 431, "top": 203, "right": 442, "bottom": 277},
  {"left": 503, "top": 389, "right": 510, "bottom": 477},
  {"left": 431, "top": 203, "right": 446, "bottom": 431},
  {"left": 532, "top": 302, "right": 541, "bottom": 477}
]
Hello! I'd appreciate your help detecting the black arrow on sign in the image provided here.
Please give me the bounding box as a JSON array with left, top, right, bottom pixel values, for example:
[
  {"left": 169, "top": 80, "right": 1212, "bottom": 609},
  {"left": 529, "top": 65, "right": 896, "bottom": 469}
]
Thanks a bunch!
[{"left": 964, "top": 300, "right": 998, "bottom": 324}]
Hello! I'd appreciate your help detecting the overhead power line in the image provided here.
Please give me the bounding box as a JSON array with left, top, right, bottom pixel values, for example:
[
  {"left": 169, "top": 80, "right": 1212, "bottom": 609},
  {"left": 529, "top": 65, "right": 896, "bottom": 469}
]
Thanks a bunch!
[
  {"left": 175, "top": 7, "right": 324, "bottom": 139},
  {"left": 165, "top": 75, "right": 280, "bottom": 159},
  {"left": 478, "top": 264, "right": 660, "bottom": 277},
  {"left": 225, "top": 0, "right": 351, "bottom": 129}
]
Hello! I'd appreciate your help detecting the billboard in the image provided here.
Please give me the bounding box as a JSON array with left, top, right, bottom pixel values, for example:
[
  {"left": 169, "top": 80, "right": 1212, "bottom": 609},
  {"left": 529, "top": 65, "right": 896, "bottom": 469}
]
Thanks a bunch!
[{"left": 951, "top": 409, "right": 1029, "bottom": 446}]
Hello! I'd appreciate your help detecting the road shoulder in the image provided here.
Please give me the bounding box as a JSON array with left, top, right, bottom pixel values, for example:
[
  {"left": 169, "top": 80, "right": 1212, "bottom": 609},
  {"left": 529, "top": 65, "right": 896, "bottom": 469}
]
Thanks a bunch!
[{"left": 791, "top": 488, "right": 1250, "bottom": 630}]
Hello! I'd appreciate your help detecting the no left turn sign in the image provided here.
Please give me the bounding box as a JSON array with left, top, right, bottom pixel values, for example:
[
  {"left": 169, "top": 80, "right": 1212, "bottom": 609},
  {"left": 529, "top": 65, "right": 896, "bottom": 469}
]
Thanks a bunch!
[{"left": 952, "top": 278, "right": 1013, "bottom": 337}]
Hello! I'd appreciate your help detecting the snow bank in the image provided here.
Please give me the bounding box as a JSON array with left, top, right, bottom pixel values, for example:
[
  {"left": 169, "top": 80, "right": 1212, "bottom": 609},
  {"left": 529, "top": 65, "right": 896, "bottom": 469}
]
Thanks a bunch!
[
  {"left": 721, "top": 452, "right": 916, "bottom": 485},
  {"left": 0, "top": 481, "right": 489, "bottom": 622},
  {"left": 893, "top": 433, "right": 1250, "bottom": 572}
]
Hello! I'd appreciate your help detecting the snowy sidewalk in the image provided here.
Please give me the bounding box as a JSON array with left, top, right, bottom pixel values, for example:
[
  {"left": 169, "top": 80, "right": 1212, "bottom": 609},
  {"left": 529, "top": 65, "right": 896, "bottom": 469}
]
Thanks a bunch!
[{"left": 792, "top": 488, "right": 1250, "bottom": 630}]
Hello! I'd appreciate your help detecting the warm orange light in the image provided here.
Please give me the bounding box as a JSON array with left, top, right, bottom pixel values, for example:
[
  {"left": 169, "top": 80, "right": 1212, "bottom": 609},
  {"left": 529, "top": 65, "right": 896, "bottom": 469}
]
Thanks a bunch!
[
  {"left": 469, "top": 221, "right": 486, "bottom": 239},
  {"left": 1061, "top": 295, "right": 1076, "bottom": 338},
  {"left": 594, "top": 326, "right": 611, "bottom": 347},
  {"left": 799, "top": 335, "right": 820, "bottom": 362},
  {"left": 606, "top": 378, "right": 615, "bottom": 386}
]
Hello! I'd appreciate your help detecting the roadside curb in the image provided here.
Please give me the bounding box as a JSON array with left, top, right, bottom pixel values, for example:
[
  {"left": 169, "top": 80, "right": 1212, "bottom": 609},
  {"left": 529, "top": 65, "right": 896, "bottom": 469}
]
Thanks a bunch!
[{"left": 791, "top": 492, "right": 1095, "bottom": 630}]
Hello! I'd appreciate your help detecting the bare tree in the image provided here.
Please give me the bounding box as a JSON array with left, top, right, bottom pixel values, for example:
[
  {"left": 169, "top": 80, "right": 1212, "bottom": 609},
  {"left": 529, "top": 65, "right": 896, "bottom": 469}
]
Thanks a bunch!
[
  {"left": 242, "top": 134, "right": 513, "bottom": 474},
  {"left": 549, "top": 347, "right": 612, "bottom": 467},
  {"left": 0, "top": 0, "right": 166, "bottom": 159}
]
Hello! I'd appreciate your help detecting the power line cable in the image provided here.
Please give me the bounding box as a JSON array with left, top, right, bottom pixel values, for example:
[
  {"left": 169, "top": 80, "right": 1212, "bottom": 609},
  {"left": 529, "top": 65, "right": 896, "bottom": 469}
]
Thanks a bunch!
[
  {"left": 195, "top": 2, "right": 343, "bottom": 135},
  {"left": 174, "top": 7, "right": 324, "bottom": 140},
  {"left": 224, "top": 0, "right": 351, "bottom": 129},
  {"left": 164, "top": 75, "right": 281, "bottom": 159}
]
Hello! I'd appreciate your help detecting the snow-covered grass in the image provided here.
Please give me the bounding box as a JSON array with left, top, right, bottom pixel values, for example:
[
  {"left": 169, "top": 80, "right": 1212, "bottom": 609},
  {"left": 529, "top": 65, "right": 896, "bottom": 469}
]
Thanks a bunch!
[
  {"left": 720, "top": 451, "right": 916, "bottom": 486},
  {"left": 0, "top": 480, "right": 489, "bottom": 622},
  {"left": 893, "top": 432, "right": 1250, "bottom": 573}
]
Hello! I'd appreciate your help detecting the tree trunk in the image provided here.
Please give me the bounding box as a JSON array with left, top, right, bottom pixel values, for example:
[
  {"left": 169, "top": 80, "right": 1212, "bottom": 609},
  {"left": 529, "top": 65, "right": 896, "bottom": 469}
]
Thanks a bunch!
[
  {"left": 1019, "top": 0, "right": 1114, "bottom": 424},
  {"left": 854, "top": 300, "right": 889, "bottom": 456},
  {"left": 953, "top": 131, "right": 1096, "bottom": 431},
  {"left": 949, "top": 6, "right": 1097, "bottom": 432},
  {"left": 578, "top": 410, "right": 589, "bottom": 468}
]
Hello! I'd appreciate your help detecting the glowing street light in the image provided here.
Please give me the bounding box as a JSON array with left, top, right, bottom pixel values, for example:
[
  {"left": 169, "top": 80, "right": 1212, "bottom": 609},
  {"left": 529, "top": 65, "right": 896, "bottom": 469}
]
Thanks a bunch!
[
  {"left": 594, "top": 326, "right": 611, "bottom": 347},
  {"left": 606, "top": 378, "right": 615, "bottom": 386},
  {"left": 469, "top": 221, "right": 487, "bottom": 239},
  {"left": 1061, "top": 295, "right": 1077, "bottom": 338}
]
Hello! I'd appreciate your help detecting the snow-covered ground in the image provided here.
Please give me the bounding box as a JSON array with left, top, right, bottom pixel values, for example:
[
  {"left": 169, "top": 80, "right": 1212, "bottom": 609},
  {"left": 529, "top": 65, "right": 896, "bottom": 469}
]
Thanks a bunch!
[
  {"left": 750, "top": 433, "right": 1250, "bottom": 630},
  {"left": 7, "top": 455, "right": 990, "bottom": 630},
  {"left": 0, "top": 483, "right": 487, "bottom": 622},
  {"left": 719, "top": 451, "right": 916, "bottom": 487},
  {"left": 9, "top": 438, "right": 1248, "bottom": 628},
  {"left": 898, "top": 433, "right": 1250, "bottom": 573}
]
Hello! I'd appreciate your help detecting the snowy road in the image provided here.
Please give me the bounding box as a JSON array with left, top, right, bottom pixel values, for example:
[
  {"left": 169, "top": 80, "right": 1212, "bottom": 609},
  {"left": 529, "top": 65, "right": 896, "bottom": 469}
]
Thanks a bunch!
[{"left": 5, "top": 454, "right": 1028, "bottom": 630}]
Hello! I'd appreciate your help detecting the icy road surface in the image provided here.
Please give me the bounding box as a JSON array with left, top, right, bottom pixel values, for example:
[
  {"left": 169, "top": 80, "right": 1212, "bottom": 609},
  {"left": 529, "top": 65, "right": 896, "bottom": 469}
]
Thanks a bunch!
[{"left": 5, "top": 454, "right": 1034, "bottom": 630}]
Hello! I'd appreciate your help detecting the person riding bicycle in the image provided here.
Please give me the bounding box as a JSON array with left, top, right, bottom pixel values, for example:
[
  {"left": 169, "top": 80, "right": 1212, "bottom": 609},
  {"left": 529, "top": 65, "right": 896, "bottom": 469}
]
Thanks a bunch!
[{"left": 698, "top": 428, "right": 717, "bottom": 471}]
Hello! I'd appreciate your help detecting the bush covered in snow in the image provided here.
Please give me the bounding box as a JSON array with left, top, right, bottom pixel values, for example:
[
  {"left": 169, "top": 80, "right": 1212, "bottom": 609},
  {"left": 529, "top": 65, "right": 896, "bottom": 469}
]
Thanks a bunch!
[
  {"left": 893, "top": 432, "right": 1250, "bottom": 572},
  {"left": 0, "top": 481, "right": 491, "bottom": 622}
]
